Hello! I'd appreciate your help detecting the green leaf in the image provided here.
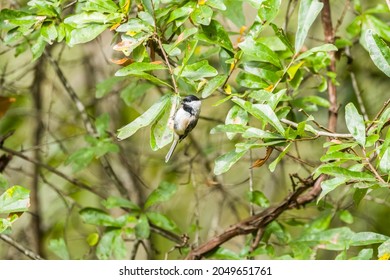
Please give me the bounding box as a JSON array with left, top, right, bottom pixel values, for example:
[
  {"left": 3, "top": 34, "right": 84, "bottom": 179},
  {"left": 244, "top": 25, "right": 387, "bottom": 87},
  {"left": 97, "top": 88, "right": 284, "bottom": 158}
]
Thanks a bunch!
[
  {"left": 135, "top": 214, "right": 150, "bottom": 239},
  {"left": 248, "top": 190, "right": 270, "bottom": 207},
  {"left": 150, "top": 100, "right": 173, "bottom": 151},
  {"left": 320, "top": 151, "right": 362, "bottom": 162},
  {"left": 232, "top": 98, "right": 285, "bottom": 135},
  {"left": 269, "top": 143, "right": 291, "bottom": 172},
  {"left": 0, "top": 186, "right": 30, "bottom": 213},
  {"left": 206, "top": 0, "right": 226, "bottom": 10},
  {"left": 31, "top": 36, "right": 46, "bottom": 61},
  {"left": 238, "top": 37, "right": 281, "bottom": 67},
  {"left": 167, "top": 6, "right": 193, "bottom": 24},
  {"left": 270, "top": 23, "right": 294, "bottom": 53},
  {"left": 97, "top": 229, "right": 126, "bottom": 259},
  {"left": 295, "top": 0, "right": 324, "bottom": 53},
  {"left": 345, "top": 102, "right": 366, "bottom": 146},
  {"left": 79, "top": 207, "right": 126, "bottom": 227},
  {"left": 48, "top": 238, "right": 70, "bottom": 260},
  {"left": 190, "top": 5, "right": 213, "bottom": 26},
  {"left": 350, "top": 249, "right": 373, "bottom": 260},
  {"left": 236, "top": 71, "right": 269, "bottom": 89},
  {"left": 242, "top": 128, "right": 283, "bottom": 139},
  {"left": 214, "top": 150, "right": 247, "bottom": 175},
  {"left": 353, "top": 187, "right": 368, "bottom": 206},
  {"left": 221, "top": 0, "right": 244, "bottom": 27},
  {"left": 318, "top": 177, "right": 347, "bottom": 201},
  {"left": 41, "top": 22, "right": 58, "bottom": 44},
  {"left": 144, "top": 181, "right": 177, "bottom": 209},
  {"left": 201, "top": 74, "right": 227, "bottom": 98},
  {"left": 296, "top": 227, "right": 354, "bottom": 251},
  {"left": 102, "top": 196, "right": 140, "bottom": 211},
  {"left": 257, "top": 0, "right": 281, "bottom": 23},
  {"left": 350, "top": 232, "right": 389, "bottom": 246},
  {"left": 316, "top": 166, "right": 376, "bottom": 182},
  {"left": 225, "top": 106, "right": 249, "bottom": 140},
  {"left": 117, "top": 95, "right": 170, "bottom": 140},
  {"left": 208, "top": 247, "right": 240, "bottom": 260},
  {"left": 176, "top": 60, "right": 218, "bottom": 80},
  {"left": 115, "top": 62, "right": 167, "bottom": 76},
  {"left": 68, "top": 24, "right": 108, "bottom": 46},
  {"left": 379, "top": 147, "right": 390, "bottom": 174},
  {"left": 339, "top": 210, "right": 354, "bottom": 224},
  {"left": 146, "top": 212, "right": 180, "bottom": 233},
  {"left": 296, "top": 44, "right": 338, "bottom": 60},
  {"left": 365, "top": 29, "right": 390, "bottom": 77},
  {"left": 210, "top": 124, "right": 247, "bottom": 134},
  {"left": 196, "top": 20, "right": 234, "bottom": 52},
  {"left": 83, "top": 0, "right": 119, "bottom": 13},
  {"left": 65, "top": 147, "right": 95, "bottom": 172}
]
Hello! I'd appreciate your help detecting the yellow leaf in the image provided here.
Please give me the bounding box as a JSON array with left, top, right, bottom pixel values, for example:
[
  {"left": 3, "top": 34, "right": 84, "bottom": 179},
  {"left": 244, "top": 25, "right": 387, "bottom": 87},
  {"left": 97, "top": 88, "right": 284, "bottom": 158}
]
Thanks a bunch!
[
  {"left": 224, "top": 84, "right": 232, "bottom": 95},
  {"left": 198, "top": 0, "right": 207, "bottom": 5},
  {"left": 122, "top": 0, "right": 131, "bottom": 13},
  {"left": 126, "top": 30, "right": 137, "bottom": 36},
  {"left": 264, "top": 84, "right": 274, "bottom": 92},
  {"left": 287, "top": 61, "right": 304, "bottom": 81},
  {"left": 110, "top": 22, "right": 120, "bottom": 31},
  {"left": 379, "top": 253, "right": 390, "bottom": 260}
]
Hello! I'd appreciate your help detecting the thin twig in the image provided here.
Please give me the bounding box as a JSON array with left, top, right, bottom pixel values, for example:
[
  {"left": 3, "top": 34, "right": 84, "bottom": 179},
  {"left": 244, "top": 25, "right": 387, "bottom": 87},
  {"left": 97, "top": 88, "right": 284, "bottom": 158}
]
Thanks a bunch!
[
  {"left": 334, "top": 0, "right": 351, "bottom": 34},
  {"left": 366, "top": 98, "right": 390, "bottom": 132},
  {"left": 0, "top": 234, "right": 45, "bottom": 260},
  {"left": 346, "top": 47, "right": 368, "bottom": 121},
  {"left": 280, "top": 118, "right": 352, "bottom": 138},
  {"left": 0, "top": 145, "right": 105, "bottom": 198}
]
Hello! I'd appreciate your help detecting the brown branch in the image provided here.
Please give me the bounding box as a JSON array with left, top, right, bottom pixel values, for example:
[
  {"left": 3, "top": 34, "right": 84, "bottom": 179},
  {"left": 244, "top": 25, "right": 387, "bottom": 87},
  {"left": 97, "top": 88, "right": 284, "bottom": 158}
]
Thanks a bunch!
[
  {"left": 0, "top": 145, "right": 105, "bottom": 198},
  {"left": 44, "top": 50, "right": 129, "bottom": 199},
  {"left": 0, "top": 234, "right": 44, "bottom": 260},
  {"left": 30, "top": 54, "right": 45, "bottom": 256},
  {"left": 186, "top": 176, "right": 322, "bottom": 259},
  {"left": 321, "top": 0, "right": 338, "bottom": 132}
]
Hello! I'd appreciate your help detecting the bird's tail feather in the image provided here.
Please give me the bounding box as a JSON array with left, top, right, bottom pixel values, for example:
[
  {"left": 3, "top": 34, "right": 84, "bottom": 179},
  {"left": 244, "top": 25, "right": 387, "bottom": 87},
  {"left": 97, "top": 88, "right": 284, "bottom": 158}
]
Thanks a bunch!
[{"left": 165, "top": 139, "right": 179, "bottom": 163}]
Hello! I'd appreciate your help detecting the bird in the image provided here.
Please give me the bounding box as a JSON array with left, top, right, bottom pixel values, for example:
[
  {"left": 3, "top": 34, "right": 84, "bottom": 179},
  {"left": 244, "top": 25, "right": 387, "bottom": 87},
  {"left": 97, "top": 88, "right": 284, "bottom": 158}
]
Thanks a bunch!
[{"left": 165, "top": 95, "right": 201, "bottom": 162}]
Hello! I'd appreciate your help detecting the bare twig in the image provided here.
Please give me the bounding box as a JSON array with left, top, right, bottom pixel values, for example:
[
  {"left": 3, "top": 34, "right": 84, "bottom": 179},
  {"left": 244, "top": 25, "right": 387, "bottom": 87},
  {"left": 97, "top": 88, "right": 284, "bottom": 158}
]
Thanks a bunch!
[
  {"left": 186, "top": 176, "right": 320, "bottom": 259},
  {"left": 0, "top": 234, "right": 44, "bottom": 260},
  {"left": 30, "top": 55, "right": 45, "bottom": 256},
  {"left": 44, "top": 50, "right": 129, "bottom": 199},
  {"left": 0, "top": 145, "right": 105, "bottom": 198},
  {"left": 280, "top": 118, "right": 352, "bottom": 138}
]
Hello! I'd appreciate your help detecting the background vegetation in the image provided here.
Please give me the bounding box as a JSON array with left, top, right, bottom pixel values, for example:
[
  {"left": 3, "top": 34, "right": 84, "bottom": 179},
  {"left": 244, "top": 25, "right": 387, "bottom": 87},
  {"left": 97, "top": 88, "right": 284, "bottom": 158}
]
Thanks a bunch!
[{"left": 0, "top": 0, "right": 389, "bottom": 260}]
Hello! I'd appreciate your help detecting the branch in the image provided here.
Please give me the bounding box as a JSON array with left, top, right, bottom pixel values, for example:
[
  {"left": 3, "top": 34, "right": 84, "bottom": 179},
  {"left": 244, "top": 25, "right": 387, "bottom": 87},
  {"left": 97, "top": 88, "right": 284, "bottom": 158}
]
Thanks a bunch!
[
  {"left": 44, "top": 50, "right": 129, "bottom": 199},
  {"left": 186, "top": 175, "right": 322, "bottom": 259},
  {"left": 0, "top": 234, "right": 44, "bottom": 260},
  {"left": 280, "top": 118, "right": 352, "bottom": 138},
  {"left": 0, "top": 144, "right": 105, "bottom": 198}
]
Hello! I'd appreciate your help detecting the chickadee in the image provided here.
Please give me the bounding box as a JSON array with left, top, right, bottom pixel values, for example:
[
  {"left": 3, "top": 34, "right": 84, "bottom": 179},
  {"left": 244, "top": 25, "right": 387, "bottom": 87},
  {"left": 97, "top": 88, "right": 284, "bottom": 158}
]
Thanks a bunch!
[{"left": 165, "top": 95, "right": 201, "bottom": 162}]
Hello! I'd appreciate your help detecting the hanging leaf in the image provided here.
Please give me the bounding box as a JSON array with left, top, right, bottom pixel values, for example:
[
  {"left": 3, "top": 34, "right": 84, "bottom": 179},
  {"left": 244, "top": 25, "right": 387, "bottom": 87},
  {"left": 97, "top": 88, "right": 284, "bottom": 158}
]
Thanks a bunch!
[
  {"left": 365, "top": 29, "right": 390, "bottom": 77},
  {"left": 144, "top": 181, "right": 177, "bottom": 209},
  {"left": 345, "top": 103, "right": 366, "bottom": 146},
  {"left": 117, "top": 95, "right": 171, "bottom": 140},
  {"left": 214, "top": 150, "right": 247, "bottom": 175},
  {"left": 295, "top": 0, "right": 324, "bottom": 53},
  {"left": 0, "top": 185, "right": 30, "bottom": 213},
  {"left": 238, "top": 37, "right": 281, "bottom": 67}
]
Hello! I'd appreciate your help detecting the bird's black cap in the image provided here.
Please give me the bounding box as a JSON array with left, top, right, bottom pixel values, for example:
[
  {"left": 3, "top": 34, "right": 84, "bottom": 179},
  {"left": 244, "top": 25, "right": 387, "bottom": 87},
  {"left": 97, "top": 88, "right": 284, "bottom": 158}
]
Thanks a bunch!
[{"left": 182, "top": 95, "right": 200, "bottom": 102}]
